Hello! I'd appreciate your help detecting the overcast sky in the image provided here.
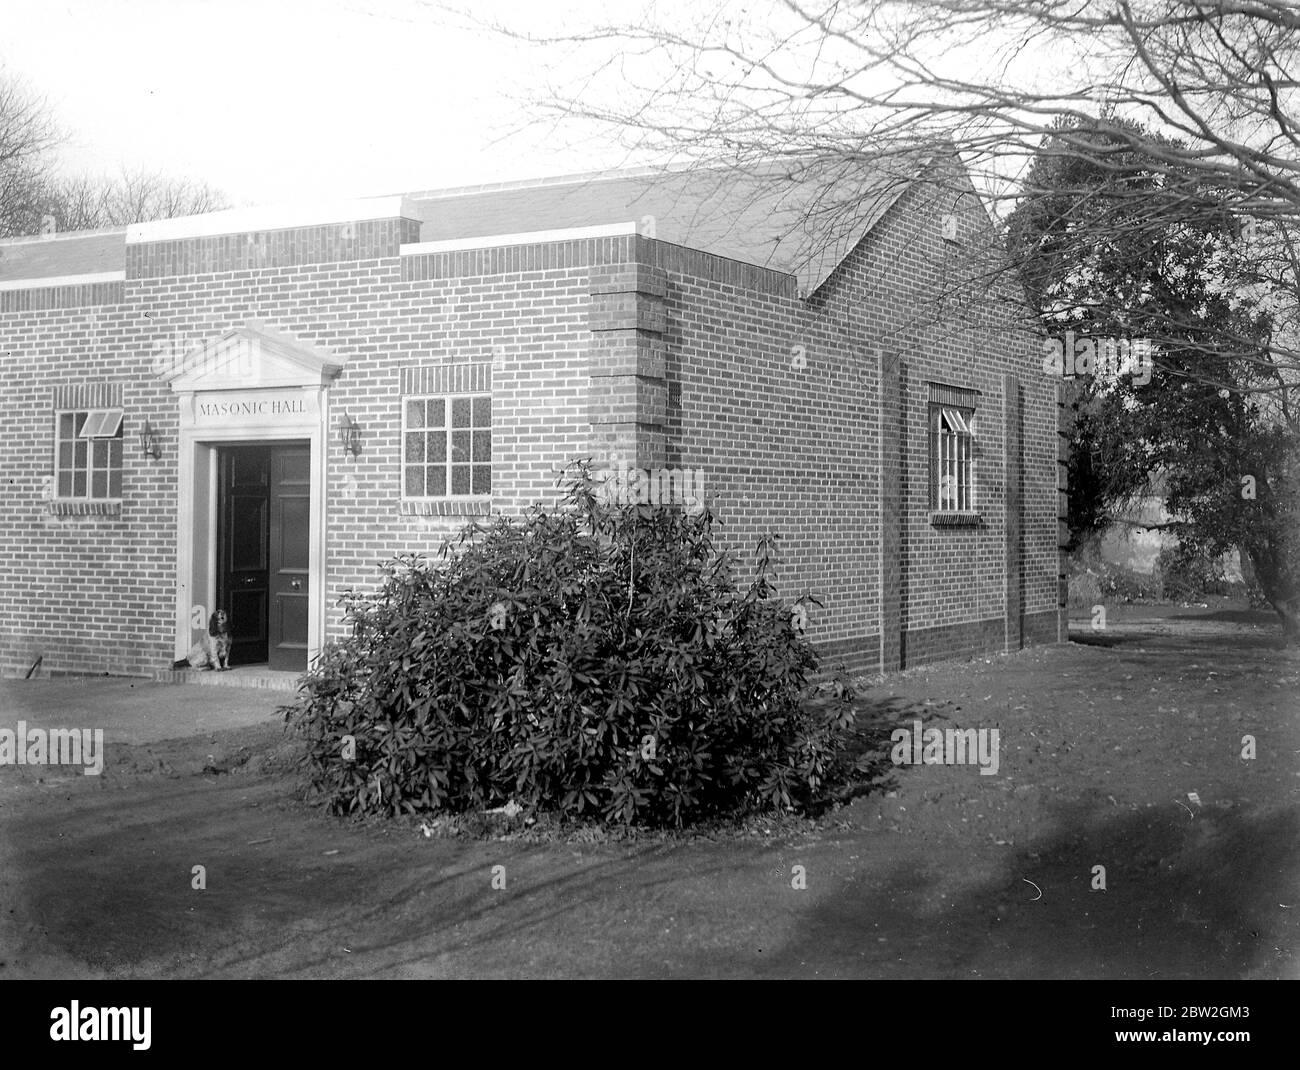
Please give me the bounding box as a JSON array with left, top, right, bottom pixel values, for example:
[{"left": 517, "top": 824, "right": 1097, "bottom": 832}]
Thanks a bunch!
[{"left": 0, "top": 0, "right": 633, "bottom": 207}]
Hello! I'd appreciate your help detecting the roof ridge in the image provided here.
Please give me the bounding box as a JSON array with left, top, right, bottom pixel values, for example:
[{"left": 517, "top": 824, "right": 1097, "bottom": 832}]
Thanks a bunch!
[
  {"left": 394, "top": 154, "right": 857, "bottom": 202},
  {"left": 399, "top": 159, "right": 725, "bottom": 202}
]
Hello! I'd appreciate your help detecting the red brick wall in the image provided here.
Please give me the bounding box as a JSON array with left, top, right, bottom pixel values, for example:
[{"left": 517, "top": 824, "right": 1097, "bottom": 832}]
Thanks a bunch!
[
  {"left": 0, "top": 195, "right": 1061, "bottom": 679},
  {"left": 0, "top": 225, "right": 655, "bottom": 674},
  {"left": 0, "top": 285, "right": 177, "bottom": 676},
  {"left": 640, "top": 178, "right": 1061, "bottom": 674}
]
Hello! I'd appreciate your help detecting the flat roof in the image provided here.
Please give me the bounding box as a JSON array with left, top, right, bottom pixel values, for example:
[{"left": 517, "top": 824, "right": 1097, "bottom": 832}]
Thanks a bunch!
[
  {"left": 0, "top": 157, "right": 922, "bottom": 294},
  {"left": 0, "top": 229, "right": 126, "bottom": 284}
]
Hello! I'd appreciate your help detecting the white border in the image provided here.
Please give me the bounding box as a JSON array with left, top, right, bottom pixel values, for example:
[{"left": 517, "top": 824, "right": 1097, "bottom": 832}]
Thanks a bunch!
[
  {"left": 400, "top": 220, "right": 640, "bottom": 256},
  {"left": 0, "top": 270, "right": 124, "bottom": 291}
]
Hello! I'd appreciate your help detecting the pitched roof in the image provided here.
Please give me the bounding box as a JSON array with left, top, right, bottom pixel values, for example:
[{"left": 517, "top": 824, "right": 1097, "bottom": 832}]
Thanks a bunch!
[
  {"left": 0, "top": 157, "right": 925, "bottom": 294},
  {"left": 406, "top": 157, "right": 921, "bottom": 295}
]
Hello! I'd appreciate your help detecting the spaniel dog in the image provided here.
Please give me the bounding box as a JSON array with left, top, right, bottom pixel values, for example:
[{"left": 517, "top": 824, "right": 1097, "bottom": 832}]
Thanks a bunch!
[{"left": 187, "top": 610, "right": 232, "bottom": 671}]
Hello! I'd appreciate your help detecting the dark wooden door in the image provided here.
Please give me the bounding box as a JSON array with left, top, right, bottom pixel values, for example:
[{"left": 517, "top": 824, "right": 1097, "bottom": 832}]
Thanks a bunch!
[
  {"left": 217, "top": 446, "right": 270, "bottom": 666},
  {"left": 217, "top": 442, "right": 310, "bottom": 671},
  {"left": 268, "top": 445, "right": 311, "bottom": 672}
]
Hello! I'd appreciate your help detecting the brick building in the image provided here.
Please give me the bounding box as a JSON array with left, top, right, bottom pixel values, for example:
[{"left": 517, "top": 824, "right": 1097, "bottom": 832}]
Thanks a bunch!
[{"left": 0, "top": 159, "right": 1064, "bottom": 680}]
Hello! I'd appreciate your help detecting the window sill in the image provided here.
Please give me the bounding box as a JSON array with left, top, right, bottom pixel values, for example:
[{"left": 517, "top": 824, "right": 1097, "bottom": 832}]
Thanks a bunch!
[
  {"left": 47, "top": 499, "right": 122, "bottom": 517},
  {"left": 929, "top": 510, "right": 982, "bottom": 528},
  {"left": 399, "top": 498, "right": 491, "bottom": 517}
]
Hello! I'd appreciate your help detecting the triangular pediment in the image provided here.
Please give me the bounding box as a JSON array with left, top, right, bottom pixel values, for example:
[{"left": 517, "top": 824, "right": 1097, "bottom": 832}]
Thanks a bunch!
[{"left": 158, "top": 322, "right": 345, "bottom": 391}]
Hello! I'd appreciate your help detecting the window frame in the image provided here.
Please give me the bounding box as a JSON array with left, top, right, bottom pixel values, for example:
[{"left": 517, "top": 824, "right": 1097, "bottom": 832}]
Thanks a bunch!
[
  {"left": 53, "top": 408, "right": 125, "bottom": 502},
  {"left": 928, "top": 401, "right": 977, "bottom": 518},
  {"left": 400, "top": 392, "right": 492, "bottom": 503}
]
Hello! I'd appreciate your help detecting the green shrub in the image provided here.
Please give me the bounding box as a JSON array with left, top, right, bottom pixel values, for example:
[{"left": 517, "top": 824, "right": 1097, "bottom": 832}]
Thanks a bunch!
[
  {"left": 1097, "top": 562, "right": 1163, "bottom": 602},
  {"left": 1155, "top": 545, "right": 1233, "bottom": 600},
  {"left": 285, "top": 462, "right": 856, "bottom": 827},
  {"left": 1066, "top": 568, "right": 1102, "bottom": 609},
  {"left": 1067, "top": 556, "right": 1164, "bottom": 606},
  {"left": 1241, "top": 575, "right": 1271, "bottom": 610}
]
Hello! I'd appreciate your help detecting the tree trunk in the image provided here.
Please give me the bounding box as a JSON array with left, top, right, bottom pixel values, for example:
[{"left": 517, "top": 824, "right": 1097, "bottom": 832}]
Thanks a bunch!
[
  {"left": 1245, "top": 544, "right": 1300, "bottom": 647},
  {"left": 1275, "top": 600, "right": 1300, "bottom": 646}
]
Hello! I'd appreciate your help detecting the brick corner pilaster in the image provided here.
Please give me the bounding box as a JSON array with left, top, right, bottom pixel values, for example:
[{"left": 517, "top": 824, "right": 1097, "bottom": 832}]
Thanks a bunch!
[{"left": 586, "top": 254, "right": 669, "bottom": 470}]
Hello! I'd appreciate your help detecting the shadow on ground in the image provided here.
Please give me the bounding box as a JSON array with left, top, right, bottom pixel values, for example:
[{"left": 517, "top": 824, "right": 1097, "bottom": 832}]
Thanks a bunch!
[
  {"left": 738, "top": 799, "right": 1300, "bottom": 978},
  {"left": 2, "top": 603, "right": 1296, "bottom": 978}
]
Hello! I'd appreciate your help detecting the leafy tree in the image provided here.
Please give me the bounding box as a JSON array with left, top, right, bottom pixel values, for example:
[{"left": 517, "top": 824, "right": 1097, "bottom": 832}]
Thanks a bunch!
[{"left": 1008, "top": 118, "right": 1299, "bottom": 638}]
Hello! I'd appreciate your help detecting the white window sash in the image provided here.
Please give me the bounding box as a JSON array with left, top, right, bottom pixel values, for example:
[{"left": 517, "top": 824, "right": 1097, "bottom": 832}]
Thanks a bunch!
[
  {"left": 77, "top": 408, "right": 124, "bottom": 439},
  {"left": 935, "top": 406, "right": 975, "bottom": 512},
  {"left": 402, "top": 393, "right": 491, "bottom": 500}
]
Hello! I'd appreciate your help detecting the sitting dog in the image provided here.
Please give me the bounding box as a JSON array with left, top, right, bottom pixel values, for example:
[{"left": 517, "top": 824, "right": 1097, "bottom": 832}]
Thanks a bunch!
[{"left": 187, "top": 610, "right": 232, "bottom": 670}]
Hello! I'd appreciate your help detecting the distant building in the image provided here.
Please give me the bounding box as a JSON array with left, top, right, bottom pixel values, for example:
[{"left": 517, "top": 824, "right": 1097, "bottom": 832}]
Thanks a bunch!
[
  {"left": 1099, "top": 479, "right": 1244, "bottom": 584},
  {"left": 1100, "top": 494, "right": 1172, "bottom": 575}
]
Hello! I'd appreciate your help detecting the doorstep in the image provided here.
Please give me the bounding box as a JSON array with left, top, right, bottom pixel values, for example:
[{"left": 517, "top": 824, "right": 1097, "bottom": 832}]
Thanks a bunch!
[{"left": 153, "top": 665, "right": 304, "bottom": 692}]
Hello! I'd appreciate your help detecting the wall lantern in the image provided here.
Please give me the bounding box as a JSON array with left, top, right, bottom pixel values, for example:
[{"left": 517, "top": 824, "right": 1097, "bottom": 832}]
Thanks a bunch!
[
  {"left": 139, "top": 418, "right": 161, "bottom": 460},
  {"left": 339, "top": 410, "right": 362, "bottom": 457}
]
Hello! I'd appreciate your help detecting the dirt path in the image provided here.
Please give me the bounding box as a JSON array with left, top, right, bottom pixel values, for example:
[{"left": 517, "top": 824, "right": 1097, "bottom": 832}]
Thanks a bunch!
[{"left": 2, "top": 607, "right": 1296, "bottom": 978}]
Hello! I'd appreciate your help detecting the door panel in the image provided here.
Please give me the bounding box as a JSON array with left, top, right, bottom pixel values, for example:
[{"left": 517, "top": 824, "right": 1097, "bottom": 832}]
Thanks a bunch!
[
  {"left": 277, "top": 496, "right": 310, "bottom": 570},
  {"left": 217, "top": 447, "right": 270, "bottom": 665},
  {"left": 269, "top": 444, "right": 311, "bottom": 672}
]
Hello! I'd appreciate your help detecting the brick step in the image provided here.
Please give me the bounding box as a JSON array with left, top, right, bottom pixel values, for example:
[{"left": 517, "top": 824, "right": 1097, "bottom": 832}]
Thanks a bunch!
[{"left": 152, "top": 668, "right": 302, "bottom": 692}]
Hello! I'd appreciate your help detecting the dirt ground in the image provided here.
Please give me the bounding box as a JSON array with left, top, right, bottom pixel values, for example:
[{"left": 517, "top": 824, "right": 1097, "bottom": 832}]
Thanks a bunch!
[{"left": 2, "top": 602, "right": 1296, "bottom": 979}]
